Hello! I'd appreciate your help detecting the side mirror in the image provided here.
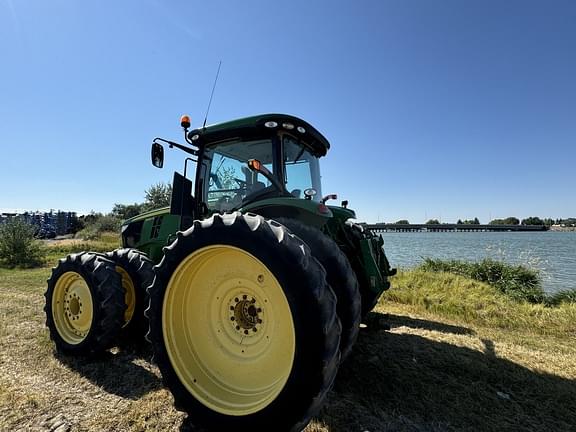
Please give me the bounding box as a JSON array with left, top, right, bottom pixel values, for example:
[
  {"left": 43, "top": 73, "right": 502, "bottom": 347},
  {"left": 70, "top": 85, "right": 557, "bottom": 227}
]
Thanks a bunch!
[{"left": 151, "top": 143, "right": 164, "bottom": 168}]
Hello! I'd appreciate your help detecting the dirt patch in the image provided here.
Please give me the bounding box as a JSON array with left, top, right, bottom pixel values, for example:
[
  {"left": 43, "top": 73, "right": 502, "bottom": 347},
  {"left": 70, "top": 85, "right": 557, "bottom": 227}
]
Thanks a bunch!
[{"left": 42, "top": 239, "right": 82, "bottom": 248}]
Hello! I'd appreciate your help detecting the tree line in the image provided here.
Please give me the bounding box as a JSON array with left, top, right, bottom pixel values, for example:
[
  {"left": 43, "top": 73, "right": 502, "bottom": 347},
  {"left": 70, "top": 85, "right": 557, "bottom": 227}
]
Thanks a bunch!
[
  {"left": 75, "top": 182, "right": 172, "bottom": 239},
  {"left": 391, "top": 217, "right": 576, "bottom": 226}
]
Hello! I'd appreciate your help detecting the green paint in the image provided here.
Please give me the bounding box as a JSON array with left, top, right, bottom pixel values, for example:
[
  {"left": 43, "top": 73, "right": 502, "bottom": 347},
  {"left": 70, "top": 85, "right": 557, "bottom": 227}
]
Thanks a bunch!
[{"left": 240, "top": 197, "right": 332, "bottom": 228}]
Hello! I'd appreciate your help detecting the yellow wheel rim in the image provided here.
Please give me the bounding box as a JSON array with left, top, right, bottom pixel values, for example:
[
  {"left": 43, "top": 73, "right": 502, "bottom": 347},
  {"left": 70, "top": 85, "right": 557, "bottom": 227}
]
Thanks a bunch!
[
  {"left": 52, "top": 271, "right": 94, "bottom": 345},
  {"left": 116, "top": 266, "right": 136, "bottom": 327},
  {"left": 163, "top": 245, "right": 296, "bottom": 416}
]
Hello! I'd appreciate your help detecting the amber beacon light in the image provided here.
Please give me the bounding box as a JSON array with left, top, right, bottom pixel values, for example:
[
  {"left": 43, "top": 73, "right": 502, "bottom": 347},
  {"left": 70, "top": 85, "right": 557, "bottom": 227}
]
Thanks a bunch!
[{"left": 180, "top": 115, "right": 191, "bottom": 130}]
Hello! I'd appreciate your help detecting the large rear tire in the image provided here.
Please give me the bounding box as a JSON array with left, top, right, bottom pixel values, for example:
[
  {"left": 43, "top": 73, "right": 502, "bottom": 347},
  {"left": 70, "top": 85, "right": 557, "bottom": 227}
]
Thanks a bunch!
[
  {"left": 274, "top": 217, "right": 361, "bottom": 361},
  {"left": 44, "top": 252, "right": 125, "bottom": 355},
  {"left": 147, "top": 212, "right": 340, "bottom": 432},
  {"left": 105, "top": 248, "right": 154, "bottom": 342}
]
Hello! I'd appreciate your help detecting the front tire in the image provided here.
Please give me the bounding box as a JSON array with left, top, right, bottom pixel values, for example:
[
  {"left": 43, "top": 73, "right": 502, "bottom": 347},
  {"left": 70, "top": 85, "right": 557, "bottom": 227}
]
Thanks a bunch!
[
  {"left": 147, "top": 212, "right": 340, "bottom": 432},
  {"left": 44, "top": 252, "right": 125, "bottom": 355}
]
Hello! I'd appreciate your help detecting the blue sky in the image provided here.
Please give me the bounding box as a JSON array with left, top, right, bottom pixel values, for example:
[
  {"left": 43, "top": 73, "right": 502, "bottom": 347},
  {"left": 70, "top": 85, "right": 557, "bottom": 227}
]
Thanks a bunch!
[{"left": 1, "top": 0, "right": 575, "bottom": 223}]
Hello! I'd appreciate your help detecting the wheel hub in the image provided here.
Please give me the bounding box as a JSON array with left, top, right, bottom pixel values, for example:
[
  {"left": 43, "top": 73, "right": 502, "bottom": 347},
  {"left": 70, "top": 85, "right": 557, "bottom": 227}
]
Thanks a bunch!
[
  {"left": 230, "top": 295, "right": 263, "bottom": 335},
  {"left": 67, "top": 295, "right": 82, "bottom": 317}
]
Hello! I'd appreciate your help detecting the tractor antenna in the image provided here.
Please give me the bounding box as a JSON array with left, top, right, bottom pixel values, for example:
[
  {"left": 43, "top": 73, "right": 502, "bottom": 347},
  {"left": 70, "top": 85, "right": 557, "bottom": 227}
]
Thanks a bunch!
[{"left": 202, "top": 60, "right": 222, "bottom": 130}]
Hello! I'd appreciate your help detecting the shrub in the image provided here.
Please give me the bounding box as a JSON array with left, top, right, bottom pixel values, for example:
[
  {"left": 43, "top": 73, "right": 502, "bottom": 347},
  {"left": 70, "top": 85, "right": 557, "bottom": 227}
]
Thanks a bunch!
[
  {"left": 93, "top": 215, "right": 121, "bottom": 233},
  {"left": 546, "top": 290, "right": 576, "bottom": 306},
  {"left": 74, "top": 228, "right": 100, "bottom": 241},
  {"left": 418, "top": 258, "right": 576, "bottom": 305},
  {"left": 0, "top": 219, "right": 46, "bottom": 267},
  {"left": 418, "top": 258, "right": 544, "bottom": 303},
  {"left": 74, "top": 214, "right": 121, "bottom": 240}
]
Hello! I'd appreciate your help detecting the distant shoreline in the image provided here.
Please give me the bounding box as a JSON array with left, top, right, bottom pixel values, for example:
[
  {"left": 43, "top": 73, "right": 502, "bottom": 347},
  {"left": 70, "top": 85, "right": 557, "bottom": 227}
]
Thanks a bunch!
[
  {"left": 549, "top": 226, "right": 576, "bottom": 232},
  {"left": 364, "top": 223, "right": 550, "bottom": 233}
]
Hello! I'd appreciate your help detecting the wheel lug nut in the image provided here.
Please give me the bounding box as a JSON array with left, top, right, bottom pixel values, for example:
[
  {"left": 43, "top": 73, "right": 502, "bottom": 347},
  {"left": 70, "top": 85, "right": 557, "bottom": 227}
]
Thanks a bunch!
[
  {"left": 230, "top": 317, "right": 235, "bottom": 321},
  {"left": 235, "top": 297, "right": 239, "bottom": 303},
  {"left": 242, "top": 295, "right": 247, "bottom": 300},
  {"left": 230, "top": 306, "right": 234, "bottom": 311},
  {"left": 236, "top": 326, "right": 240, "bottom": 331},
  {"left": 253, "top": 328, "right": 257, "bottom": 332},
  {"left": 244, "top": 330, "right": 249, "bottom": 335}
]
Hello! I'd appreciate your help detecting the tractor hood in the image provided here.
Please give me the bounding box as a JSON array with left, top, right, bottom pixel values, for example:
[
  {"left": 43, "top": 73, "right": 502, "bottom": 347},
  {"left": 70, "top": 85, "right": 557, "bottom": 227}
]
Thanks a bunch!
[
  {"left": 122, "top": 206, "right": 170, "bottom": 226},
  {"left": 187, "top": 114, "right": 330, "bottom": 157},
  {"left": 240, "top": 197, "right": 333, "bottom": 229}
]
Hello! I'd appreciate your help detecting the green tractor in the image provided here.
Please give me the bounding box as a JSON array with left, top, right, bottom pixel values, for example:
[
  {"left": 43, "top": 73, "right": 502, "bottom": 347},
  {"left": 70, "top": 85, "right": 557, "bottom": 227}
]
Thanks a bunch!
[{"left": 45, "top": 113, "right": 395, "bottom": 431}]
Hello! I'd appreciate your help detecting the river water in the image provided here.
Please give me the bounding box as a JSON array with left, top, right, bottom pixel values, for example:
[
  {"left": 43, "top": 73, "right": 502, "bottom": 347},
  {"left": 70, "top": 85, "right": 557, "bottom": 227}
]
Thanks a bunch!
[{"left": 380, "top": 231, "right": 576, "bottom": 294}]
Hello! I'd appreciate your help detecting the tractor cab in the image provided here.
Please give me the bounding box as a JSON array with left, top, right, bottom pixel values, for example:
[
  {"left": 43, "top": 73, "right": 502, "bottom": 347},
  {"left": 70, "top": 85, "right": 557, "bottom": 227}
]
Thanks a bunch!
[
  {"left": 150, "top": 114, "right": 338, "bottom": 229},
  {"left": 203, "top": 133, "right": 322, "bottom": 213}
]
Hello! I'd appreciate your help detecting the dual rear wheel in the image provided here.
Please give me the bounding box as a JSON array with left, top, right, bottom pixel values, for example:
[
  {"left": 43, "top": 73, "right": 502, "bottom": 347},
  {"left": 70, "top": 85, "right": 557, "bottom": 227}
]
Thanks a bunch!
[{"left": 45, "top": 249, "right": 154, "bottom": 355}]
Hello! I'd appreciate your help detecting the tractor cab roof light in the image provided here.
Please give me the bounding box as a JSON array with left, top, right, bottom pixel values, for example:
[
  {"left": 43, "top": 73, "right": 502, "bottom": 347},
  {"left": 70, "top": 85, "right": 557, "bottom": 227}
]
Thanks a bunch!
[
  {"left": 181, "top": 115, "right": 199, "bottom": 146},
  {"left": 264, "top": 121, "right": 278, "bottom": 128},
  {"left": 180, "top": 115, "right": 191, "bottom": 130},
  {"left": 297, "top": 126, "right": 306, "bottom": 134},
  {"left": 282, "top": 123, "right": 294, "bottom": 130}
]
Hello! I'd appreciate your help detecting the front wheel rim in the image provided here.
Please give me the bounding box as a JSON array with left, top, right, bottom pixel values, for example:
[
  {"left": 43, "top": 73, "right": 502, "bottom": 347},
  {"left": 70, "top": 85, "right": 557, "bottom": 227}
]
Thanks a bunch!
[
  {"left": 52, "top": 271, "right": 94, "bottom": 344},
  {"left": 162, "top": 245, "right": 296, "bottom": 416}
]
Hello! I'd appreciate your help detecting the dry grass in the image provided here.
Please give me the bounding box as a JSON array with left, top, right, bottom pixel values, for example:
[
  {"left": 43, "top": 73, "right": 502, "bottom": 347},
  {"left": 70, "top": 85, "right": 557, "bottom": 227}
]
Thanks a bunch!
[
  {"left": 43, "top": 232, "right": 121, "bottom": 258},
  {"left": 0, "top": 264, "right": 574, "bottom": 431}
]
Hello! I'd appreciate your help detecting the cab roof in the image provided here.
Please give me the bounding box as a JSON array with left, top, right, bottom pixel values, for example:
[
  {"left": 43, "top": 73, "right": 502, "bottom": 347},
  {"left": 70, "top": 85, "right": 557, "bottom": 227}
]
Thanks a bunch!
[{"left": 187, "top": 113, "right": 331, "bottom": 156}]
